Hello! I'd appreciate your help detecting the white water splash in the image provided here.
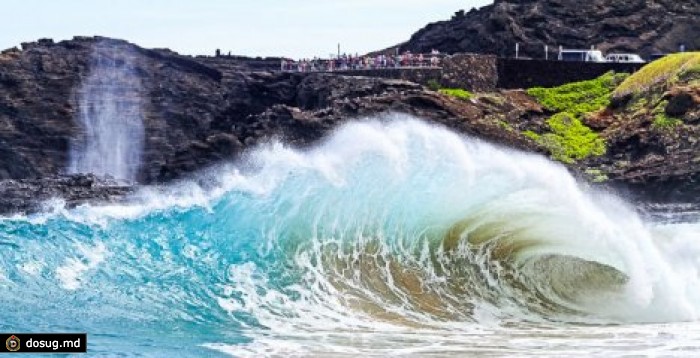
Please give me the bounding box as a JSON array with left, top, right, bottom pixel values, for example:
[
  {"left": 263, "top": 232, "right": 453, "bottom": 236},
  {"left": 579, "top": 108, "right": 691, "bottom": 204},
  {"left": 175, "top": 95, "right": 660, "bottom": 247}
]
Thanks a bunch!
[
  {"left": 68, "top": 42, "right": 145, "bottom": 181},
  {"left": 5, "top": 115, "right": 700, "bottom": 356},
  {"left": 55, "top": 242, "right": 108, "bottom": 290}
]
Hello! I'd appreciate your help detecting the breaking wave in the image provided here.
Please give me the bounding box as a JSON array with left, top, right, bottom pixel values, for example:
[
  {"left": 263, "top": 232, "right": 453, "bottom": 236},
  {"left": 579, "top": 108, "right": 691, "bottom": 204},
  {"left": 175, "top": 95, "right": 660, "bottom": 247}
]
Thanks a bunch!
[{"left": 2, "top": 115, "right": 700, "bottom": 356}]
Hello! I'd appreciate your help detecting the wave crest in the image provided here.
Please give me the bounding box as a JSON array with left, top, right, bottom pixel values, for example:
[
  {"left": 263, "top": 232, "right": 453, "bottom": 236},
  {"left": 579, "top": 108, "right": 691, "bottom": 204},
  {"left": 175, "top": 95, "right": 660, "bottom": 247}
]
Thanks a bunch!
[{"left": 2, "top": 115, "right": 700, "bottom": 356}]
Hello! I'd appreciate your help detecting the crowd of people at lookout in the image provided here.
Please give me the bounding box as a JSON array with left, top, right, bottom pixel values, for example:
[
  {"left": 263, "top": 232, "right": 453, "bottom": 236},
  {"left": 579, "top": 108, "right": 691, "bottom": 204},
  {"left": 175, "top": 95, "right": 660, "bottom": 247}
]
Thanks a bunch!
[{"left": 280, "top": 50, "right": 443, "bottom": 72}]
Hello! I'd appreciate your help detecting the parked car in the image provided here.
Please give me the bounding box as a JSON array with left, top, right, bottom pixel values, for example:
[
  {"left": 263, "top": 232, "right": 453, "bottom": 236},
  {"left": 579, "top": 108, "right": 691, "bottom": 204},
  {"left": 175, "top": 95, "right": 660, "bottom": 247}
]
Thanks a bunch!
[
  {"left": 605, "top": 53, "right": 646, "bottom": 63},
  {"left": 558, "top": 49, "right": 607, "bottom": 63}
]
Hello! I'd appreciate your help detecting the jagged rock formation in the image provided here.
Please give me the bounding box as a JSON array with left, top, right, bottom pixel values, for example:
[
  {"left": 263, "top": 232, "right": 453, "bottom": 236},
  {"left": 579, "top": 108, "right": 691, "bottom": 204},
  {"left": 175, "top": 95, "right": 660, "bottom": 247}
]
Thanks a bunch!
[
  {"left": 0, "top": 174, "right": 132, "bottom": 214},
  {"left": 1, "top": 36, "right": 699, "bottom": 212},
  {"left": 0, "top": 37, "right": 541, "bottom": 188},
  {"left": 399, "top": 0, "right": 699, "bottom": 58},
  {"left": 0, "top": 37, "right": 224, "bottom": 183},
  {"left": 585, "top": 55, "right": 700, "bottom": 203}
]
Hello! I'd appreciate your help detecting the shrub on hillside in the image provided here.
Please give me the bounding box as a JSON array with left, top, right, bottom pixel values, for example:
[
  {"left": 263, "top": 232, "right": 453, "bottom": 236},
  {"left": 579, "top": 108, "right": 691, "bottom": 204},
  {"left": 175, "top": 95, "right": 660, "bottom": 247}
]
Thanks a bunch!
[
  {"left": 439, "top": 88, "right": 473, "bottom": 100},
  {"left": 523, "top": 73, "right": 625, "bottom": 163},
  {"left": 525, "top": 112, "right": 606, "bottom": 164},
  {"left": 527, "top": 72, "right": 627, "bottom": 116}
]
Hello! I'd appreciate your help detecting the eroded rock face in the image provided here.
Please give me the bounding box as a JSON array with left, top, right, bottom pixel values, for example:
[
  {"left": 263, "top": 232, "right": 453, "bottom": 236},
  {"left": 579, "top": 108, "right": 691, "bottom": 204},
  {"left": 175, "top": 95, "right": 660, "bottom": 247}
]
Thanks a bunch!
[
  {"left": 2, "top": 36, "right": 699, "bottom": 211},
  {"left": 0, "top": 37, "right": 226, "bottom": 183},
  {"left": 399, "top": 0, "right": 699, "bottom": 58},
  {"left": 582, "top": 82, "right": 700, "bottom": 203},
  {"left": 666, "top": 86, "right": 700, "bottom": 117},
  {"left": 0, "top": 174, "right": 132, "bottom": 214},
  {"left": 0, "top": 37, "right": 542, "bottom": 190}
]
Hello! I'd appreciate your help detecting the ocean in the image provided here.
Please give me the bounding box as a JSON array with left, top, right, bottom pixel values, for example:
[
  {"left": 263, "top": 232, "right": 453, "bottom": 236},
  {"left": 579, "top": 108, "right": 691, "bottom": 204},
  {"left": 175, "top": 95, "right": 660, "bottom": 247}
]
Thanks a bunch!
[{"left": 2, "top": 117, "right": 699, "bottom": 357}]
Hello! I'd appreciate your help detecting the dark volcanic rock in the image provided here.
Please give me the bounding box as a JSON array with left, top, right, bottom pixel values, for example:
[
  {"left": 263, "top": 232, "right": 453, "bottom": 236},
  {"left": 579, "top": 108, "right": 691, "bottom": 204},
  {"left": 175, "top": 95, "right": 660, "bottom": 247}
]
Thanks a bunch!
[
  {"left": 581, "top": 72, "right": 700, "bottom": 204},
  {"left": 399, "top": 0, "right": 699, "bottom": 58},
  {"left": 0, "top": 36, "right": 227, "bottom": 183},
  {"left": 2, "top": 36, "right": 699, "bottom": 209},
  {"left": 0, "top": 174, "right": 132, "bottom": 215},
  {"left": 0, "top": 37, "right": 541, "bottom": 189},
  {"left": 239, "top": 74, "right": 541, "bottom": 152}
]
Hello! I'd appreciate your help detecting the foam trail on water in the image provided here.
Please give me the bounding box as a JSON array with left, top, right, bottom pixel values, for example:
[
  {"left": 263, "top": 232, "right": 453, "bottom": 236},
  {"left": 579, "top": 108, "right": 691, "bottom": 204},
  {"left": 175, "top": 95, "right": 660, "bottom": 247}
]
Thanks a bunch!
[{"left": 68, "top": 41, "right": 145, "bottom": 181}]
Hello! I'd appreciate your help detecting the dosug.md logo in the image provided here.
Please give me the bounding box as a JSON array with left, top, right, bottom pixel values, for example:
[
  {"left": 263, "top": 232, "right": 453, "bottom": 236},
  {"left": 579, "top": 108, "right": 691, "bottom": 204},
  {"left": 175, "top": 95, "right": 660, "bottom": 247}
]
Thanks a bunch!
[{"left": 6, "top": 335, "right": 20, "bottom": 352}]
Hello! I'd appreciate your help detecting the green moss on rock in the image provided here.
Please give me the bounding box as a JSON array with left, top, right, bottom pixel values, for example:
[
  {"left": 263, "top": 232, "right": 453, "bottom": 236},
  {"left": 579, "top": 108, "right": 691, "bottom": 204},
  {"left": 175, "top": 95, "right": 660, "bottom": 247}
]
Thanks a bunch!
[
  {"left": 439, "top": 88, "right": 473, "bottom": 100},
  {"left": 653, "top": 113, "right": 683, "bottom": 130},
  {"left": 534, "top": 113, "right": 607, "bottom": 164},
  {"left": 525, "top": 73, "right": 619, "bottom": 163},
  {"left": 527, "top": 72, "right": 627, "bottom": 116},
  {"left": 496, "top": 119, "right": 513, "bottom": 132},
  {"left": 584, "top": 169, "right": 610, "bottom": 183},
  {"left": 426, "top": 79, "right": 441, "bottom": 91},
  {"left": 523, "top": 130, "right": 540, "bottom": 141},
  {"left": 614, "top": 52, "right": 700, "bottom": 97}
]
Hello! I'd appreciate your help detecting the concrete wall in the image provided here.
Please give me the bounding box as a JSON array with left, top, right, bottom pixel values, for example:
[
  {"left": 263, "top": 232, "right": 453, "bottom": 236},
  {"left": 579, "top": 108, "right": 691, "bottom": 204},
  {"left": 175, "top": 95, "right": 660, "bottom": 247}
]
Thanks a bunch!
[
  {"left": 496, "top": 59, "right": 644, "bottom": 89},
  {"left": 441, "top": 54, "right": 498, "bottom": 92}
]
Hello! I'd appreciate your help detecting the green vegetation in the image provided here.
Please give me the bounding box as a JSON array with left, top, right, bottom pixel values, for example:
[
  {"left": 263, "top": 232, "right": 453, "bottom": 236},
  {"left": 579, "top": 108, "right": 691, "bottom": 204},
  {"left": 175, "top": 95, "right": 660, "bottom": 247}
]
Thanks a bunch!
[
  {"left": 614, "top": 52, "right": 700, "bottom": 97},
  {"left": 430, "top": 81, "right": 474, "bottom": 101},
  {"left": 628, "top": 97, "right": 649, "bottom": 115},
  {"left": 527, "top": 72, "right": 628, "bottom": 116},
  {"left": 439, "top": 88, "right": 473, "bottom": 101},
  {"left": 526, "top": 113, "right": 606, "bottom": 164},
  {"left": 649, "top": 100, "right": 683, "bottom": 130},
  {"left": 679, "top": 64, "right": 700, "bottom": 84},
  {"left": 496, "top": 119, "right": 513, "bottom": 132},
  {"left": 584, "top": 169, "right": 609, "bottom": 183},
  {"left": 523, "top": 130, "right": 540, "bottom": 141},
  {"left": 524, "top": 73, "right": 625, "bottom": 163},
  {"left": 653, "top": 113, "right": 683, "bottom": 130},
  {"left": 476, "top": 93, "right": 506, "bottom": 106},
  {"left": 426, "top": 79, "right": 441, "bottom": 91}
]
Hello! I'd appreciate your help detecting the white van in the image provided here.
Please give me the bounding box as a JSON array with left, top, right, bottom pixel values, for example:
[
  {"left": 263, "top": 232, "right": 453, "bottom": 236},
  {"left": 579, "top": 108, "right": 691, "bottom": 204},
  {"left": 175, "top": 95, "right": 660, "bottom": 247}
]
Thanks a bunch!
[
  {"left": 558, "top": 49, "right": 607, "bottom": 63},
  {"left": 605, "top": 53, "right": 646, "bottom": 63}
]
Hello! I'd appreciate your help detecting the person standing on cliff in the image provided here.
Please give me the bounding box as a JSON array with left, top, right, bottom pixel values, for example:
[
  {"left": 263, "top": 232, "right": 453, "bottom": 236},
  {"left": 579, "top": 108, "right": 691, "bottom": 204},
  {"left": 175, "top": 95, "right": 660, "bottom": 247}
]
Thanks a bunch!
[
  {"left": 403, "top": 51, "right": 411, "bottom": 67},
  {"left": 430, "top": 49, "right": 440, "bottom": 67}
]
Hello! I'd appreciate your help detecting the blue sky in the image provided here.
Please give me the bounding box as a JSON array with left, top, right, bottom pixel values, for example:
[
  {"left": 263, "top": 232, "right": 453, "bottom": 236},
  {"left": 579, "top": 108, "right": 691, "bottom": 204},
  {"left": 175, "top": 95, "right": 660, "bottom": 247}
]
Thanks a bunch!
[{"left": 1, "top": 0, "right": 491, "bottom": 58}]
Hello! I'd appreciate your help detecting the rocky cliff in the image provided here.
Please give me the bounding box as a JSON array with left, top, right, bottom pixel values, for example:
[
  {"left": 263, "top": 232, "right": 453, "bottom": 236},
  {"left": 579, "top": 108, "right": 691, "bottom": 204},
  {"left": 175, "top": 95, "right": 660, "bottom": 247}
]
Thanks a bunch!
[
  {"left": 0, "top": 37, "right": 225, "bottom": 183},
  {"left": 588, "top": 53, "right": 700, "bottom": 202},
  {"left": 1, "top": 37, "right": 699, "bottom": 213},
  {"left": 0, "top": 37, "right": 540, "bottom": 186},
  {"left": 399, "top": 0, "right": 699, "bottom": 58},
  {"left": 0, "top": 174, "right": 132, "bottom": 214}
]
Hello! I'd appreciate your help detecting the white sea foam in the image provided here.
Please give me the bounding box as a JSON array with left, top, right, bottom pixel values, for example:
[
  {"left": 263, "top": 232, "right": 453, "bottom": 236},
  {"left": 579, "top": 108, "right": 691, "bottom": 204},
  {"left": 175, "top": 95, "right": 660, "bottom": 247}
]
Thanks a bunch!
[
  {"left": 3, "top": 115, "right": 700, "bottom": 356},
  {"left": 56, "top": 242, "right": 108, "bottom": 290}
]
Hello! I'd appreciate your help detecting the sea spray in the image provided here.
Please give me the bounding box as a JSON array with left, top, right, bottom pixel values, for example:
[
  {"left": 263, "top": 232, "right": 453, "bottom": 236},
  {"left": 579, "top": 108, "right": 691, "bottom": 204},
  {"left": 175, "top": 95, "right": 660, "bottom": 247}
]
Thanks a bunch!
[
  {"left": 68, "top": 41, "right": 145, "bottom": 181},
  {"left": 5, "top": 116, "right": 700, "bottom": 356}
]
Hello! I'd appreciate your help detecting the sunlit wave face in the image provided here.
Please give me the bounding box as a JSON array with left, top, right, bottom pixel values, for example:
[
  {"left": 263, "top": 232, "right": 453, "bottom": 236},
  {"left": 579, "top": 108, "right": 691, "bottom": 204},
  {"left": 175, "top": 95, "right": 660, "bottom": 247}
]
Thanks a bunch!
[{"left": 3, "top": 115, "right": 700, "bottom": 356}]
